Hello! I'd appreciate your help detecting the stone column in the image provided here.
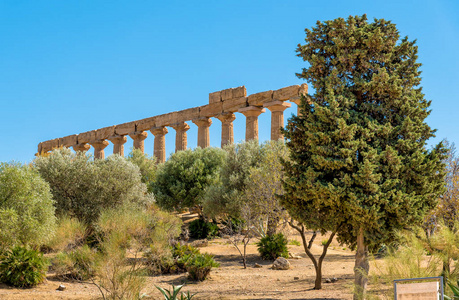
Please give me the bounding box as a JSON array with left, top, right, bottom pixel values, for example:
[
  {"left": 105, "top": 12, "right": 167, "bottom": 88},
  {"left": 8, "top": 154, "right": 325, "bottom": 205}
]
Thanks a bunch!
[
  {"left": 238, "top": 106, "right": 265, "bottom": 141},
  {"left": 108, "top": 135, "right": 127, "bottom": 156},
  {"left": 263, "top": 101, "right": 291, "bottom": 141},
  {"left": 73, "top": 143, "right": 91, "bottom": 153},
  {"left": 290, "top": 99, "right": 303, "bottom": 116},
  {"left": 89, "top": 140, "right": 109, "bottom": 159},
  {"left": 151, "top": 126, "right": 168, "bottom": 163},
  {"left": 192, "top": 117, "right": 212, "bottom": 148},
  {"left": 216, "top": 113, "right": 236, "bottom": 147},
  {"left": 129, "top": 131, "right": 148, "bottom": 153},
  {"left": 171, "top": 122, "right": 190, "bottom": 152}
]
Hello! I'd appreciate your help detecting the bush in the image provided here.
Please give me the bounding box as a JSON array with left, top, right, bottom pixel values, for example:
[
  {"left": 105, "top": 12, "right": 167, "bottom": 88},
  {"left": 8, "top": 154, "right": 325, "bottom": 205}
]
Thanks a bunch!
[
  {"left": 188, "top": 219, "right": 219, "bottom": 239},
  {"left": 0, "top": 162, "right": 56, "bottom": 250},
  {"left": 44, "top": 215, "right": 87, "bottom": 252},
  {"left": 34, "top": 149, "right": 152, "bottom": 225},
  {"left": 127, "top": 149, "right": 157, "bottom": 193},
  {"left": 0, "top": 246, "right": 48, "bottom": 287},
  {"left": 52, "top": 245, "right": 96, "bottom": 280},
  {"left": 151, "top": 147, "right": 226, "bottom": 213},
  {"left": 185, "top": 253, "right": 219, "bottom": 281},
  {"left": 257, "top": 233, "right": 289, "bottom": 260}
]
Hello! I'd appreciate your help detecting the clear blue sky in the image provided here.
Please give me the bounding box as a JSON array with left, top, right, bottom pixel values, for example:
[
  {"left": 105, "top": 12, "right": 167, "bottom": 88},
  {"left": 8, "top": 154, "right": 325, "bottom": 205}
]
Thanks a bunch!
[{"left": 1, "top": 0, "right": 458, "bottom": 163}]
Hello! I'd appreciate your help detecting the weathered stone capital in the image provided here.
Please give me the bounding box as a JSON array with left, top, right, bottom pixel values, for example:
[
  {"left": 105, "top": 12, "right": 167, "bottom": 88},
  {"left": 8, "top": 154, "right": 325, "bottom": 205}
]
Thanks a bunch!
[
  {"left": 128, "top": 131, "right": 148, "bottom": 141},
  {"left": 89, "top": 140, "right": 109, "bottom": 150},
  {"left": 108, "top": 135, "right": 127, "bottom": 145},
  {"left": 151, "top": 126, "right": 168, "bottom": 136},
  {"left": 216, "top": 112, "right": 236, "bottom": 124},
  {"left": 263, "top": 100, "right": 291, "bottom": 112},
  {"left": 171, "top": 122, "right": 190, "bottom": 132},
  {"left": 238, "top": 106, "right": 265, "bottom": 117},
  {"left": 192, "top": 117, "right": 212, "bottom": 128},
  {"left": 73, "top": 143, "right": 91, "bottom": 152}
]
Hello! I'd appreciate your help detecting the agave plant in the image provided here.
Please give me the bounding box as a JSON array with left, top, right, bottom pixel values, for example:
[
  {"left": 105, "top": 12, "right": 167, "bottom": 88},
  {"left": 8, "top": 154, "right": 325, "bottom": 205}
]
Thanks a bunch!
[
  {"left": 155, "top": 284, "right": 196, "bottom": 300},
  {"left": 444, "top": 280, "right": 459, "bottom": 300}
]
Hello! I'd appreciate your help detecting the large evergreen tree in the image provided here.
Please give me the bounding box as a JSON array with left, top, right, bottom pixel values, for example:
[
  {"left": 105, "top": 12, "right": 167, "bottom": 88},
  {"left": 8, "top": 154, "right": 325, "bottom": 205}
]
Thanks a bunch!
[{"left": 281, "top": 15, "right": 446, "bottom": 298}]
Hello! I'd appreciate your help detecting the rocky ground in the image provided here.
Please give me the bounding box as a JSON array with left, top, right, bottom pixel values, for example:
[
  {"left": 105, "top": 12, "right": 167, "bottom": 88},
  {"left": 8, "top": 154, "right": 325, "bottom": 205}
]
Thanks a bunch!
[{"left": 0, "top": 230, "right": 366, "bottom": 300}]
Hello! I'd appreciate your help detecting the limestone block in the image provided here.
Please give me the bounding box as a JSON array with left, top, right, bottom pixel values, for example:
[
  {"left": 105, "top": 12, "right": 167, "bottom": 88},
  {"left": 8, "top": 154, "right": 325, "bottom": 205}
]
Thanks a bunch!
[
  {"left": 221, "top": 88, "right": 233, "bottom": 101},
  {"left": 115, "top": 121, "right": 136, "bottom": 136},
  {"left": 136, "top": 117, "right": 156, "bottom": 132},
  {"left": 42, "top": 139, "right": 59, "bottom": 152},
  {"left": 61, "top": 135, "right": 78, "bottom": 147},
  {"left": 221, "top": 86, "right": 247, "bottom": 101},
  {"left": 37, "top": 143, "right": 42, "bottom": 154},
  {"left": 209, "top": 91, "right": 221, "bottom": 104},
  {"left": 248, "top": 90, "right": 273, "bottom": 106},
  {"left": 155, "top": 112, "right": 176, "bottom": 127},
  {"left": 291, "top": 83, "right": 309, "bottom": 101},
  {"left": 58, "top": 137, "right": 64, "bottom": 147},
  {"left": 96, "top": 126, "right": 115, "bottom": 140},
  {"left": 199, "top": 102, "right": 223, "bottom": 117},
  {"left": 176, "top": 107, "right": 200, "bottom": 123},
  {"left": 222, "top": 96, "right": 247, "bottom": 113},
  {"left": 77, "top": 131, "right": 96, "bottom": 144},
  {"left": 273, "top": 85, "right": 300, "bottom": 101},
  {"left": 233, "top": 86, "right": 247, "bottom": 98}
]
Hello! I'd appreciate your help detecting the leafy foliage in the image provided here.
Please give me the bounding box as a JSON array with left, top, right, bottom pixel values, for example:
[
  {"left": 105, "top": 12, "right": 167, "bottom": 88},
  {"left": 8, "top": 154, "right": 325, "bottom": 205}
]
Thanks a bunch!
[
  {"left": 152, "top": 147, "right": 226, "bottom": 213},
  {"left": 256, "top": 233, "right": 289, "bottom": 260},
  {"left": 44, "top": 215, "right": 87, "bottom": 252},
  {"left": 156, "top": 284, "right": 196, "bottom": 300},
  {"left": 127, "top": 149, "right": 157, "bottom": 193},
  {"left": 0, "top": 162, "right": 56, "bottom": 249},
  {"left": 52, "top": 245, "right": 96, "bottom": 280},
  {"left": 185, "top": 253, "right": 219, "bottom": 281},
  {"left": 188, "top": 219, "right": 219, "bottom": 239},
  {"left": 203, "top": 140, "right": 263, "bottom": 219},
  {"left": 0, "top": 246, "right": 48, "bottom": 287},
  {"left": 444, "top": 280, "right": 459, "bottom": 300},
  {"left": 34, "top": 148, "right": 152, "bottom": 225}
]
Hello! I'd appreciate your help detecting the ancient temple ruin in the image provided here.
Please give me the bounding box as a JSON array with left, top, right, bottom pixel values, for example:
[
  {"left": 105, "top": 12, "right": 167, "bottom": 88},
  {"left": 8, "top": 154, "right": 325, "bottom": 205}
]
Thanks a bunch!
[{"left": 37, "top": 84, "right": 308, "bottom": 162}]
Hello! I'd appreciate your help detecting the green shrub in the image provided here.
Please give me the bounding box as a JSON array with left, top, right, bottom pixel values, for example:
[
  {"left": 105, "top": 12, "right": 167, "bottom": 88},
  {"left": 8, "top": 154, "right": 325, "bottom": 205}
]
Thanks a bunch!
[
  {"left": 44, "top": 215, "right": 87, "bottom": 252},
  {"left": 0, "top": 162, "right": 56, "bottom": 250},
  {"left": 34, "top": 148, "right": 152, "bottom": 225},
  {"left": 172, "top": 243, "right": 200, "bottom": 258},
  {"left": 256, "top": 233, "right": 289, "bottom": 260},
  {"left": 52, "top": 245, "right": 96, "bottom": 280},
  {"left": 289, "top": 239, "right": 301, "bottom": 246},
  {"left": 127, "top": 149, "right": 157, "bottom": 193},
  {"left": 188, "top": 219, "right": 219, "bottom": 239},
  {"left": 156, "top": 284, "right": 196, "bottom": 300},
  {"left": 0, "top": 246, "right": 48, "bottom": 287},
  {"left": 151, "top": 147, "right": 226, "bottom": 212},
  {"left": 185, "top": 253, "right": 219, "bottom": 281}
]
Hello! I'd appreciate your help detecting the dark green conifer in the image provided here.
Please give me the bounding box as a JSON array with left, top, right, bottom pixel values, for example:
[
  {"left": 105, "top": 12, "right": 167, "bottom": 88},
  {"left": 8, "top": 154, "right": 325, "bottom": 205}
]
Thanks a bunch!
[{"left": 281, "top": 15, "right": 447, "bottom": 297}]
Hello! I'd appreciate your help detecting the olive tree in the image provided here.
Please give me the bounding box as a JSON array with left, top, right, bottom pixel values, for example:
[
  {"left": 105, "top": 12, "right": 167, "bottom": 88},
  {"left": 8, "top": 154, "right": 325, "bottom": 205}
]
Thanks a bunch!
[
  {"left": 0, "top": 162, "right": 56, "bottom": 249},
  {"left": 34, "top": 148, "right": 152, "bottom": 225}
]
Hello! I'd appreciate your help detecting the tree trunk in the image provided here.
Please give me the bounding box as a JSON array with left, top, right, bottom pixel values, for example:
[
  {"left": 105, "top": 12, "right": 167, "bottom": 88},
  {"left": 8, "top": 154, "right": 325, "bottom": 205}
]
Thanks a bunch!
[
  {"left": 266, "top": 216, "right": 279, "bottom": 237},
  {"left": 354, "top": 227, "right": 369, "bottom": 300},
  {"left": 308, "top": 231, "right": 317, "bottom": 249},
  {"left": 314, "top": 263, "right": 322, "bottom": 289}
]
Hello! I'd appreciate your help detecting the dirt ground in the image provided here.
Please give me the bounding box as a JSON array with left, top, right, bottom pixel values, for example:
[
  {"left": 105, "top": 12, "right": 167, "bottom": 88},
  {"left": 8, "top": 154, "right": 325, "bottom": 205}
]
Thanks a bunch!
[{"left": 0, "top": 229, "right": 364, "bottom": 300}]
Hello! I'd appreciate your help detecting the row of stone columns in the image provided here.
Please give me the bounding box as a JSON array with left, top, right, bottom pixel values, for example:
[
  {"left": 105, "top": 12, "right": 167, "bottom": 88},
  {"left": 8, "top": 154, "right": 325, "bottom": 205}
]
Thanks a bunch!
[{"left": 72, "top": 99, "right": 295, "bottom": 161}]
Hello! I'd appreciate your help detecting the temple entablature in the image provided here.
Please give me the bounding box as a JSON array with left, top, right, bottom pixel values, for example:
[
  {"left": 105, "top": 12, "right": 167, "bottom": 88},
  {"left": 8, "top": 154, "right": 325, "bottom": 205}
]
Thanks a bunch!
[{"left": 38, "top": 83, "right": 308, "bottom": 161}]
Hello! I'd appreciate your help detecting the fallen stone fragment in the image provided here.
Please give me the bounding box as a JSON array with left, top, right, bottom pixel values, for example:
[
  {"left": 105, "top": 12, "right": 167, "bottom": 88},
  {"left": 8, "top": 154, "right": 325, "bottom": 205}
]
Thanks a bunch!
[
  {"left": 272, "top": 257, "right": 290, "bottom": 270},
  {"left": 57, "top": 284, "right": 66, "bottom": 291},
  {"left": 253, "top": 263, "right": 262, "bottom": 268}
]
